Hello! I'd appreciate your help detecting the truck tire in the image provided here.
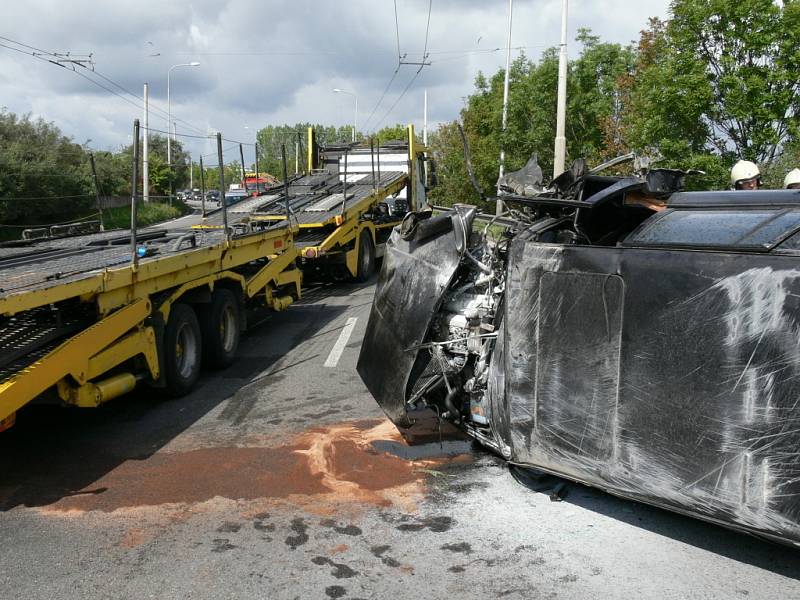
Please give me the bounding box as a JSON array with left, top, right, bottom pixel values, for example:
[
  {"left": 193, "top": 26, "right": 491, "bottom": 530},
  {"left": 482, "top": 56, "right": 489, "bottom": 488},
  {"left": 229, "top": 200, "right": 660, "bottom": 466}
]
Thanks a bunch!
[
  {"left": 200, "top": 289, "right": 241, "bottom": 369},
  {"left": 355, "top": 230, "right": 375, "bottom": 283},
  {"left": 163, "top": 303, "right": 203, "bottom": 397}
]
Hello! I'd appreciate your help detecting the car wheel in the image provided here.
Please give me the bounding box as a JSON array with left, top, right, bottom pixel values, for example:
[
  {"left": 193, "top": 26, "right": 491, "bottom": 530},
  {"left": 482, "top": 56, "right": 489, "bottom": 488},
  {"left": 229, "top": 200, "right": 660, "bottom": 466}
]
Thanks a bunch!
[
  {"left": 355, "top": 230, "right": 375, "bottom": 283},
  {"left": 200, "top": 289, "right": 241, "bottom": 369},
  {"left": 163, "top": 303, "right": 203, "bottom": 397}
]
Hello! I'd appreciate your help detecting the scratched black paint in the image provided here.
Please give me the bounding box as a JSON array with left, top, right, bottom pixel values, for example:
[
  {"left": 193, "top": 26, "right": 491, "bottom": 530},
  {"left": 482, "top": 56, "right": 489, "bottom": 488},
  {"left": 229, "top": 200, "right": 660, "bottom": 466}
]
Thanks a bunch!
[{"left": 358, "top": 189, "right": 800, "bottom": 547}]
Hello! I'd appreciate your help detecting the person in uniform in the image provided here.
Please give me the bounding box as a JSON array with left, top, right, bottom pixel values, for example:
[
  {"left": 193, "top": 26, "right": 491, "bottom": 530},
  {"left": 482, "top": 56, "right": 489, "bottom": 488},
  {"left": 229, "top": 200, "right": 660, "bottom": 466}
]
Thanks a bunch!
[
  {"left": 730, "top": 160, "right": 762, "bottom": 190},
  {"left": 784, "top": 168, "right": 800, "bottom": 190}
]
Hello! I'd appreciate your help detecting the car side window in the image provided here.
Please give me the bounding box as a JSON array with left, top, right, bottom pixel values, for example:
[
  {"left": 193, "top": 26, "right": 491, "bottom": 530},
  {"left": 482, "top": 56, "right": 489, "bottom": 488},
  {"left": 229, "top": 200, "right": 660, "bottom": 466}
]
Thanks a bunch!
[
  {"left": 776, "top": 229, "right": 800, "bottom": 252},
  {"left": 623, "top": 209, "right": 800, "bottom": 250}
]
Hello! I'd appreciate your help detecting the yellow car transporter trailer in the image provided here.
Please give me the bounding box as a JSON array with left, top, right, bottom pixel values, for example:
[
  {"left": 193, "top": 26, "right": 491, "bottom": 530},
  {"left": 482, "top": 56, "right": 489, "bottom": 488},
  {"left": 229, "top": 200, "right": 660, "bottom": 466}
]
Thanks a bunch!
[
  {"left": 0, "top": 124, "right": 430, "bottom": 431},
  {"left": 0, "top": 218, "right": 301, "bottom": 431},
  {"left": 245, "top": 125, "right": 430, "bottom": 281}
]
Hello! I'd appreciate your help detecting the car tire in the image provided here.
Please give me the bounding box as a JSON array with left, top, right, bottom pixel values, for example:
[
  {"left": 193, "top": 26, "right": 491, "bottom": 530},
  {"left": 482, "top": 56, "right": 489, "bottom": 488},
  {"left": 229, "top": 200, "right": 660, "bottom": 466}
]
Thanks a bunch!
[
  {"left": 163, "top": 303, "right": 203, "bottom": 397},
  {"left": 354, "top": 230, "right": 375, "bottom": 283},
  {"left": 200, "top": 289, "right": 241, "bottom": 369}
]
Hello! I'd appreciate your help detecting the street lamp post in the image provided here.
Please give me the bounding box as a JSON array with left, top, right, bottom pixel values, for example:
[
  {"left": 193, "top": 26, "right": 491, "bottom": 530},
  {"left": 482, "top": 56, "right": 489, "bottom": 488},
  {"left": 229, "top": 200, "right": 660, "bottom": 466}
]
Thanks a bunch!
[
  {"left": 553, "top": 0, "right": 569, "bottom": 179},
  {"left": 166, "top": 62, "right": 200, "bottom": 167},
  {"left": 333, "top": 88, "right": 357, "bottom": 142}
]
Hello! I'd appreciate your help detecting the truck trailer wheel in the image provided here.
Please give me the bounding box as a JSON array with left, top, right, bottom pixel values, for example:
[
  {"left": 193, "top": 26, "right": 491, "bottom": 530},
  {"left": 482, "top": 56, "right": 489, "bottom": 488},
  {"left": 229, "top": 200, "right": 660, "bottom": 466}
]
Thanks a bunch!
[
  {"left": 200, "top": 289, "right": 241, "bottom": 369},
  {"left": 355, "top": 230, "right": 375, "bottom": 283},
  {"left": 164, "top": 303, "right": 203, "bottom": 396}
]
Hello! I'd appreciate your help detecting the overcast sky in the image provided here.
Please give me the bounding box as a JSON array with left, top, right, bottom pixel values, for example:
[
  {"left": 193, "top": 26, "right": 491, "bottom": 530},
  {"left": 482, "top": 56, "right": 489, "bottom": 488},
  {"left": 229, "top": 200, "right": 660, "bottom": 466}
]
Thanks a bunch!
[{"left": 0, "top": 0, "right": 669, "bottom": 164}]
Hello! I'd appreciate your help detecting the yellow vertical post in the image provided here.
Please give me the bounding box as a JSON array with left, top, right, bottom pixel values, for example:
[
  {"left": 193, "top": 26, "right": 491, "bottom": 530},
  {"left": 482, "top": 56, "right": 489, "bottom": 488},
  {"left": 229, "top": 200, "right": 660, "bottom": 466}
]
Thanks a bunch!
[{"left": 307, "top": 127, "right": 316, "bottom": 172}]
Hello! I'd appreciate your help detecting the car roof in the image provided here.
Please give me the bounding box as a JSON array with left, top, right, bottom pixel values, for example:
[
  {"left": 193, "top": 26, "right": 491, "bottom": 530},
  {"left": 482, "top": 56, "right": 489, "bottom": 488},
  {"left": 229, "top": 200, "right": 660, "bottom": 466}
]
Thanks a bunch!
[{"left": 669, "top": 189, "right": 800, "bottom": 209}]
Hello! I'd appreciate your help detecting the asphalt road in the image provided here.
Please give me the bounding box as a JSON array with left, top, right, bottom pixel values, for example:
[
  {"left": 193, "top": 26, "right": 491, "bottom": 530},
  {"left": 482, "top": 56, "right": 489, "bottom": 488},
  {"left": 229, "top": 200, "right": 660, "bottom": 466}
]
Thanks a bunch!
[{"left": 1, "top": 278, "right": 799, "bottom": 599}]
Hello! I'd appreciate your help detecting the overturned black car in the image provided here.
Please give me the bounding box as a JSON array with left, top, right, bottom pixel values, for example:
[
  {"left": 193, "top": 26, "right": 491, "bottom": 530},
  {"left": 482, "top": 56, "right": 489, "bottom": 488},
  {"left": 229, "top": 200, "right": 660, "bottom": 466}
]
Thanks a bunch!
[{"left": 358, "top": 159, "right": 800, "bottom": 547}]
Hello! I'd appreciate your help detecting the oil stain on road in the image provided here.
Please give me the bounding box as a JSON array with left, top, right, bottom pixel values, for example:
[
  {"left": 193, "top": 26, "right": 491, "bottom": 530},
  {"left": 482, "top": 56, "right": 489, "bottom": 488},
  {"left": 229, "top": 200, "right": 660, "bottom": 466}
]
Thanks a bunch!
[{"left": 44, "top": 419, "right": 473, "bottom": 513}]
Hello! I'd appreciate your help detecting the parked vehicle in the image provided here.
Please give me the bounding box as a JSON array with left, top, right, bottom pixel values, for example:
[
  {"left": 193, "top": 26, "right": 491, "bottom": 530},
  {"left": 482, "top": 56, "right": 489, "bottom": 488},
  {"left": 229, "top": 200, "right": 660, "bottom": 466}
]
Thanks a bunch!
[
  {"left": 222, "top": 189, "right": 248, "bottom": 206},
  {"left": 358, "top": 157, "right": 800, "bottom": 547}
]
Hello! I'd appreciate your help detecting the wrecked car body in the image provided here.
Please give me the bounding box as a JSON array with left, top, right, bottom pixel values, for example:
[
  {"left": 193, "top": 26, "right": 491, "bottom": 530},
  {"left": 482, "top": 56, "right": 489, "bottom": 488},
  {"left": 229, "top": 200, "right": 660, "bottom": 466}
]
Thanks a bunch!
[{"left": 358, "top": 161, "right": 800, "bottom": 547}]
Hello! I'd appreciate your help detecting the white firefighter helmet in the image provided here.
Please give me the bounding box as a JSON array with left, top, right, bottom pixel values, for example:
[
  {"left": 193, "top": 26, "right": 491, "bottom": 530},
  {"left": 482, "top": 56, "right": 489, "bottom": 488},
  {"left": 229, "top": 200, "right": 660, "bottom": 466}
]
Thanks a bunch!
[
  {"left": 730, "top": 160, "right": 761, "bottom": 188},
  {"left": 784, "top": 168, "right": 800, "bottom": 189}
]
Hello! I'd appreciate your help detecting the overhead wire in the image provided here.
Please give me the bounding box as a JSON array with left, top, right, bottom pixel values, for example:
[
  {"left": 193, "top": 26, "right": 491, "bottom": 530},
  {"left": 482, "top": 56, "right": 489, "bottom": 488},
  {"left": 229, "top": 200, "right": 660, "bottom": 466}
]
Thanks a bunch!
[
  {"left": 0, "top": 36, "right": 247, "bottom": 146},
  {"left": 141, "top": 125, "right": 213, "bottom": 140},
  {"left": 199, "top": 144, "right": 238, "bottom": 159},
  {"left": 79, "top": 66, "right": 209, "bottom": 137},
  {"left": 0, "top": 41, "right": 165, "bottom": 132},
  {"left": 371, "top": 0, "right": 433, "bottom": 131},
  {"left": 2, "top": 32, "right": 536, "bottom": 143},
  {"left": 0, "top": 40, "right": 149, "bottom": 116},
  {"left": 0, "top": 35, "right": 61, "bottom": 57},
  {"left": 422, "top": 0, "right": 433, "bottom": 59},
  {"left": 360, "top": 0, "right": 406, "bottom": 132},
  {"left": 361, "top": 66, "right": 402, "bottom": 132},
  {"left": 372, "top": 67, "right": 425, "bottom": 131},
  {"left": 394, "top": 0, "right": 402, "bottom": 60}
]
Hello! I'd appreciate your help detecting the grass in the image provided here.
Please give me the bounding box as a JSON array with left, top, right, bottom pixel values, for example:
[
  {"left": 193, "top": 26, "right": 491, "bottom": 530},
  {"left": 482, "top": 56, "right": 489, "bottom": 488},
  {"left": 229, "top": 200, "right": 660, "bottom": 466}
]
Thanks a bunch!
[{"left": 102, "top": 201, "right": 190, "bottom": 230}]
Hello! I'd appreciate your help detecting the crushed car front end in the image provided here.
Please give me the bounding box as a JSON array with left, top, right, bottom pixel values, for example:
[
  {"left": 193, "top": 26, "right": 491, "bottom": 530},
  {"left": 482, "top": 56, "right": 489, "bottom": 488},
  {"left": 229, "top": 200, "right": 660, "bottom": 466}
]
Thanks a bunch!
[{"left": 358, "top": 161, "right": 800, "bottom": 547}]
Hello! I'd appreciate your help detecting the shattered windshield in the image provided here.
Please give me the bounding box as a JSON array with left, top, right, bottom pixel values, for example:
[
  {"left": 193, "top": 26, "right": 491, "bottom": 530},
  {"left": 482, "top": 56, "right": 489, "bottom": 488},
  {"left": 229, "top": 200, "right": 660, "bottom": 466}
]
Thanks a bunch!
[{"left": 624, "top": 209, "right": 800, "bottom": 249}]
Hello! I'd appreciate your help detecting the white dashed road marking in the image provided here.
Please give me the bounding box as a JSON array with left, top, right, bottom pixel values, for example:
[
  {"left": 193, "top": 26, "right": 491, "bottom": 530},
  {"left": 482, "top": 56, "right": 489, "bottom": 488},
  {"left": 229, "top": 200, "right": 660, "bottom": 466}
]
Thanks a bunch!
[{"left": 323, "top": 317, "right": 358, "bottom": 368}]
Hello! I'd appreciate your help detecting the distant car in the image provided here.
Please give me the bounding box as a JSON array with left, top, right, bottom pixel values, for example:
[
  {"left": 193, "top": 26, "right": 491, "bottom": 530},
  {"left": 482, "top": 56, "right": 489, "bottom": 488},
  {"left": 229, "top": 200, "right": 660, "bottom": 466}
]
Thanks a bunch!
[
  {"left": 222, "top": 190, "right": 248, "bottom": 206},
  {"left": 205, "top": 190, "right": 220, "bottom": 203},
  {"left": 358, "top": 159, "right": 800, "bottom": 548}
]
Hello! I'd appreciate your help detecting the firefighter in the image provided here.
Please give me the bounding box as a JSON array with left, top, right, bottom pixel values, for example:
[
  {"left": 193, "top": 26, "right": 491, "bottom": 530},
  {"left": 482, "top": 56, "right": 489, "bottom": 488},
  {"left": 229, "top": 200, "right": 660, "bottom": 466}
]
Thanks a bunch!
[
  {"left": 785, "top": 169, "right": 800, "bottom": 190},
  {"left": 730, "top": 160, "right": 762, "bottom": 190}
]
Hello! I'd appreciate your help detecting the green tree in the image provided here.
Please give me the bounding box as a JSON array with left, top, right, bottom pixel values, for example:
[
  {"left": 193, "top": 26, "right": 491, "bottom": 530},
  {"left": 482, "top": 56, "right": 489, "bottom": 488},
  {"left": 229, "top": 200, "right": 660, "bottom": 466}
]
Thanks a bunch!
[
  {"left": 623, "top": 1, "right": 800, "bottom": 187},
  {"left": 256, "top": 123, "right": 357, "bottom": 178},
  {"left": 117, "top": 134, "right": 191, "bottom": 198},
  {"left": 762, "top": 140, "right": 800, "bottom": 189},
  {"left": 372, "top": 124, "right": 419, "bottom": 143},
  {"left": 429, "top": 34, "right": 635, "bottom": 207},
  {"left": 201, "top": 163, "right": 245, "bottom": 192},
  {"left": 0, "top": 110, "right": 94, "bottom": 224},
  {"left": 89, "top": 150, "right": 129, "bottom": 197}
]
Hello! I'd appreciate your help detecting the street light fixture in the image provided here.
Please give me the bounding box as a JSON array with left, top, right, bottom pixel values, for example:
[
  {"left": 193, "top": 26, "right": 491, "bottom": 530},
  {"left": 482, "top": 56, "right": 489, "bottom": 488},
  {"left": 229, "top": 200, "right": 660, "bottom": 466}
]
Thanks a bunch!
[
  {"left": 333, "top": 88, "right": 357, "bottom": 143},
  {"left": 167, "top": 62, "right": 200, "bottom": 166}
]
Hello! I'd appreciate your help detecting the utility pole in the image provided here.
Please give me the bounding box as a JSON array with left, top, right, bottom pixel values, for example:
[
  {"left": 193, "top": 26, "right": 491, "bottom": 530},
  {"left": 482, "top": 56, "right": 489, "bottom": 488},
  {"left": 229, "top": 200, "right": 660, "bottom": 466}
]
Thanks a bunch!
[
  {"left": 423, "top": 89, "right": 428, "bottom": 146},
  {"left": 281, "top": 144, "right": 291, "bottom": 220},
  {"left": 496, "top": 0, "right": 513, "bottom": 216},
  {"left": 130, "top": 120, "right": 140, "bottom": 269},
  {"left": 89, "top": 153, "right": 105, "bottom": 231},
  {"left": 553, "top": 0, "right": 569, "bottom": 179},
  {"left": 239, "top": 143, "right": 248, "bottom": 194},
  {"left": 143, "top": 83, "right": 149, "bottom": 203},
  {"left": 189, "top": 155, "right": 193, "bottom": 191},
  {"left": 295, "top": 131, "right": 300, "bottom": 175},
  {"left": 423, "top": 90, "right": 429, "bottom": 186},
  {"left": 199, "top": 156, "right": 206, "bottom": 218},
  {"left": 216, "top": 133, "right": 229, "bottom": 242},
  {"left": 255, "top": 143, "right": 260, "bottom": 193},
  {"left": 170, "top": 121, "right": 178, "bottom": 205}
]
